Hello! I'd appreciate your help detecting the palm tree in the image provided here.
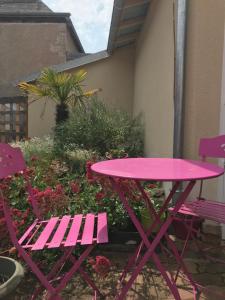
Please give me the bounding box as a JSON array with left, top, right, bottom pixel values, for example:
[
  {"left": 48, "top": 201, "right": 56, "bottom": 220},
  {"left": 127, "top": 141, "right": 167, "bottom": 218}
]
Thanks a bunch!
[{"left": 18, "top": 68, "right": 98, "bottom": 124}]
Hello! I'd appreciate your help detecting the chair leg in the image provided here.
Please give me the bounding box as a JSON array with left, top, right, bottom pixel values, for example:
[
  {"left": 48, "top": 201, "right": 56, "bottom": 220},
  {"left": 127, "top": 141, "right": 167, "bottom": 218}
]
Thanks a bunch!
[
  {"left": 30, "top": 247, "right": 74, "bottom": 299},
  {"left": 54, "top": 245, "right": 95, "bottom": 295},
  {"left": 173, "top": 217, "right": 197, "bottom": 282},
  {"left": 29, "top": 245, "right": 103, "bottom": 300}
]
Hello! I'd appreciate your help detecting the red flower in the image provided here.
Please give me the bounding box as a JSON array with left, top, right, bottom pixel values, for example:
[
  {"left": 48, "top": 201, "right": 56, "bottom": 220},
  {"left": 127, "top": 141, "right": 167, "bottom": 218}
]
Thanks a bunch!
[
  {"left": 0, "top": 183, "right": 9, "bottom": 191},
  {"left": 31, "top": 187, "right": 39, "bottom": 194},
  {"left": 31, "top": 155, "right": 38, "bottom": 162},
  {"left": 86, "top": 161, "right": 94, "bottom": 181},
  {"left": 55, "top": 184, "right": 63, "bottom": 194},
  {"left": 95, "top": 191, "right": 105, "bottom": 201},
  {"left": 20, "top": 220, "right": 25, "bottom": 226},
  {"left": 148, "top": 183, "right": 157, "bottom": 189},
  {"left": 86, "top": 161, "right": 93, "bottom": 170},
  {"left": 0, "top": 217, "right": 5, "bottom": 226},
  {"left": 92, "top": 256, "right": 111, "bottom": 277},
  {"left": 88, "top": 257, "right": 95, "bottom": 265},
  {"left": 23, "top": 167, "right": 34, "bottom": 178},
  {"left": 70, "top": 181, "right": 80, "bottom": 193}
]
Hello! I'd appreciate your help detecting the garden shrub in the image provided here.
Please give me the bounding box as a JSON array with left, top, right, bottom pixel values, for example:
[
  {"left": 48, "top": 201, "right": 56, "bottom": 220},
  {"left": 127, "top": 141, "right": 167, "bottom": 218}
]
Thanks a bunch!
[
  {"left": 64, "top": 148, "right": 99, "bottom": 174},
  {"left": 54, "top": 98, "right": 144, "bottom": 157},
  {"left": 11, "top": 136, "right": 54, "bottom": 163}
]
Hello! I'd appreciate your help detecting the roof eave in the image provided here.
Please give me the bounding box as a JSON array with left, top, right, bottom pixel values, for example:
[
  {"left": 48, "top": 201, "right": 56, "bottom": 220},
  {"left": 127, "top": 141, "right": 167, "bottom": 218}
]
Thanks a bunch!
[
  {"left": 107, "top": 0, "right": 125, "bottom": 54},
  {"left": 65, "top": 17, "right": 84, "bottom": 53},
  {"left": 15, "top": 50, "right": 110, "bottom": 84}
]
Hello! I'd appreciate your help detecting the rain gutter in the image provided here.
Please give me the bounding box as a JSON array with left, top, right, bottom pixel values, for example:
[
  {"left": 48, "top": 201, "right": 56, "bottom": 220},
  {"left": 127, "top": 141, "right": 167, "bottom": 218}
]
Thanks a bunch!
[{"left": 173, "top": 0, "right": 188, "bottom": 158}]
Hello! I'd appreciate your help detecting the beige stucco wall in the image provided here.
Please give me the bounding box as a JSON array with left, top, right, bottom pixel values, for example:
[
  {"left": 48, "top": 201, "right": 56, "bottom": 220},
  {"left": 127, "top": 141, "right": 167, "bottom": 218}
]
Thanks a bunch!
[
  {"left": 183, "top": 0, "right": 225, "bottom": 199},
  {"left": 28, "top": 97, "right": 56, "bottom": 138},
  {"left": 68, "top": 46, "right": 135, "bottom": 114},
  {"left": 0, "top": 23, "right": 80, "bottom": 84},
  {"left": 0, "top": 21, "right": 81, "bottom": 138},
  {"left": 28, "top": 46, "right": 135, "bottom": 137},
  {"left": 133, "top": 0, "right": 174, "bottom": 158}
]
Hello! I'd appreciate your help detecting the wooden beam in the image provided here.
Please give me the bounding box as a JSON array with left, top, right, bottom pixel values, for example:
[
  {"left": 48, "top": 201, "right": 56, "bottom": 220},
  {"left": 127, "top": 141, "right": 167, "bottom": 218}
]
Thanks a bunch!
[
  {"left": 115, "top": 41, "right": 135, "bottom": 49},
  {"left": 119, "top": 16, "right": 145, "bottom": 29},
  {"left": 116, "top": 32, "right": 138, "bottom": 43},
  {"left": 124, "top": 0, "right": 150, "bottom": 9}
]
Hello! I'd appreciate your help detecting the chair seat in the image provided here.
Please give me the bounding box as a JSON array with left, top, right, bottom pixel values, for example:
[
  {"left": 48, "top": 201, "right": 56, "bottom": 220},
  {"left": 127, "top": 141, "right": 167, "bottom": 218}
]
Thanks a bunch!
[
  {"left": 170, "top": 200, "right": 225, "bottom": 224},
  {"left": 18, "top": 212, "right": 108, "bottom": 251}
]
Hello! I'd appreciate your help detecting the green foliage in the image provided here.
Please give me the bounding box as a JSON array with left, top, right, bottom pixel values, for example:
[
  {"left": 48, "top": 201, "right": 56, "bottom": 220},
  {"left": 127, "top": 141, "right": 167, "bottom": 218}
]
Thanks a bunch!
[
  {"left": 64, "top": 149, "right": 99, "bottom": 174},
  {"left": 18, "top": 69, "right": 99, "bottom": 124},
  {"left": 54, "top": 98, "right": 144, "bottom": 157},
  {"left": 68, "top": 179, "right": 132, "bottom": 231},
  {"left": 11, "top": 136, "right": 53, "bottom": 161},
  {"left": 18, "top": 69, "right": 88, "bottom": 107}
]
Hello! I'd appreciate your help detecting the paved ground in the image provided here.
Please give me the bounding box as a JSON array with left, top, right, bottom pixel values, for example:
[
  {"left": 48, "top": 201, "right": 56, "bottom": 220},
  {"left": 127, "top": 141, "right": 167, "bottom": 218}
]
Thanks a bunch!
[{"left": 5, "top": 233, "right": 225, "bottom": 299}]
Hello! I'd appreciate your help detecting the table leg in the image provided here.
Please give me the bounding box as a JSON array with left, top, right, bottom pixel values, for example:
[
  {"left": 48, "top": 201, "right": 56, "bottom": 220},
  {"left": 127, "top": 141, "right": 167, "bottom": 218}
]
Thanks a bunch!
[
  {"left": 120, "top": 182, "right": 179, "bottom": 282},
  {"left": 111, "top": 178, "right": 196, "bottom": 300},
  {"left": 136, "top": 180, "right": 199, "bottom": 293}
]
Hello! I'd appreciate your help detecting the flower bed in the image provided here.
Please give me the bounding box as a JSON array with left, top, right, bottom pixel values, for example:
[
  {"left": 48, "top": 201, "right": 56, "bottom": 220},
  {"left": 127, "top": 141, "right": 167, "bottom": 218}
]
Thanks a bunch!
[{"left": 0, "top": 100, "right": 165, "bottom": 280}]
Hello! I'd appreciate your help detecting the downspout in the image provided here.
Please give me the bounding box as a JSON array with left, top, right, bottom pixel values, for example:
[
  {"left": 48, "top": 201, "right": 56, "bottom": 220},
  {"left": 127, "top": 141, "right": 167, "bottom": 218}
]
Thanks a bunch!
[{"left": 173, "top": 0, "right": 188, "bottom": 158}]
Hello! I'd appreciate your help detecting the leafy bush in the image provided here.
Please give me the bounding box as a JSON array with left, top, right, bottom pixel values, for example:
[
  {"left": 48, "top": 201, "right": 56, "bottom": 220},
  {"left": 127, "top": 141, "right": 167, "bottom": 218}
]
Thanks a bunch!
[
  {"left": 11, "top": 136, "right": 54, "bottom": 163},
  {"left": 64, "top": 149, "right": 99, "bottom": 174},
  {"left": 54, "top": 98, "right": 144, "bottom": 157}
]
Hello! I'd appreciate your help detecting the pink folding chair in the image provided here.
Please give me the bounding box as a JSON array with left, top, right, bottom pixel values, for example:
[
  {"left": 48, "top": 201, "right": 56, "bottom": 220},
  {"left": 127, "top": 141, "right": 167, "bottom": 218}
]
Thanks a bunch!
[
  {"left": 0, "top": 143, "right": 108, "bottom": 299},
  {"left": 170, "top": 135, "right": 225, "bottom": 262}
]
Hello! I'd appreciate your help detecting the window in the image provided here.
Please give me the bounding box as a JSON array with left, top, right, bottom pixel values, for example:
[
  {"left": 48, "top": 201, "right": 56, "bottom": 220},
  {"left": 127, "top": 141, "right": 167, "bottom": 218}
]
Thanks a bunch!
[{"left": 0, "top": 96, "right": 28, "bottom": 142}]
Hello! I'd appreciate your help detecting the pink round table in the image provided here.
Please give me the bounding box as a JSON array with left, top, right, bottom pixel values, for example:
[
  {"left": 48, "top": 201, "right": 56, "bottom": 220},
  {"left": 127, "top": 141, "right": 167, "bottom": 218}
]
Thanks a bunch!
[
  {"left": 91, "top": 158, "right": 224, "bottom": 300},
  {"left": 91, "top": 158, "right": 224, "bottom": 181}
]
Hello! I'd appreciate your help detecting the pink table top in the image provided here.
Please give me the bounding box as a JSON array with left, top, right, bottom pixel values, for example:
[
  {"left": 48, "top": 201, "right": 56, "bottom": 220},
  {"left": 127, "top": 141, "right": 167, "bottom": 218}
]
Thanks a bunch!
[{"left": 91, "top": 158, "right": 224, "bottom": 181}]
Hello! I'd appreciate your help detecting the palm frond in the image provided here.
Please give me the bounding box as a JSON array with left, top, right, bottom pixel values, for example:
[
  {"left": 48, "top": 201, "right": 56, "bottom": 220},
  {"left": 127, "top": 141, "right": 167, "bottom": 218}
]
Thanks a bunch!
[{"left": 18, "top": 68, "right": 91, "bottom": 107}]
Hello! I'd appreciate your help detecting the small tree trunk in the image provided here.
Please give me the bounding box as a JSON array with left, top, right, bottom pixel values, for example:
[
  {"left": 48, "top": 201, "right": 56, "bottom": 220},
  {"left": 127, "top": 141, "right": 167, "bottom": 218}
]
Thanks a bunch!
[{"left": 56, "top": 103, "right": 69, "bottom": 124}]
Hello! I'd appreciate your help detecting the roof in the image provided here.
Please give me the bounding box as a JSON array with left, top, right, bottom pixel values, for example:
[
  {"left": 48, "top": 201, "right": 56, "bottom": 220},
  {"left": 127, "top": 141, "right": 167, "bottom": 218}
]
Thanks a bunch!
[
  {"left": 13, "top": 0, "right": 151, "bottom": 84},
  {"left": 0, "top": 84, "right": 24, "bottom": 100},
  {"left": 107, "top": 0, "right": 151, "bottom": 53},
  {"left": 0, "top": 0, "right": 84, "bottom": 53},
  {"left": 0, "top": 0, "right": 52, "bottom": 13},
  {"left": 15, "top": 51, "right": 109, "bottom": 83}
]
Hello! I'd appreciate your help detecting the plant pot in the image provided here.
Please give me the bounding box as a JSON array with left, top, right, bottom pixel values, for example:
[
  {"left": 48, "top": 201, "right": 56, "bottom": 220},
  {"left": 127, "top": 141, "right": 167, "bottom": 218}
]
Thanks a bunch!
[
  {"left": 0, "top": 256, "right": 24, "bottom": 299},
  {"left": 108, "top": 230, "right": 163, "bottom": 254},
  {"left": 171, "top": 217, "right": 203, "bottom": 240},
  {"left": 109, "top": 231, "right": 141, "bottom": 244}
]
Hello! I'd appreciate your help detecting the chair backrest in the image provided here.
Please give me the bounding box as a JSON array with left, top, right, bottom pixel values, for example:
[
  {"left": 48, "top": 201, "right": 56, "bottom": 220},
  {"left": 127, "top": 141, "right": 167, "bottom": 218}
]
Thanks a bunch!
[
  {"left": 199, "top": 135, "right": 225, "bottom": 160},
  {"left": 0, "top": 143, "right": 42, "bottom": 220},
  {"left": 0, "top": 143, "right": 26, "bottom": 178}
]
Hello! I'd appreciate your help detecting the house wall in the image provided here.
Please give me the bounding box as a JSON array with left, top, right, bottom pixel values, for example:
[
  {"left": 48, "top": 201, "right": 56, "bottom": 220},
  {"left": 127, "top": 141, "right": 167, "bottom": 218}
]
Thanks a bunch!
[
  {"left": 28, "top": 97, "right": 56, "bottom": 138},
  {"left": 28, "top": 46, "right": 135, "bottom": 137},
  {"left": 0, "top": 22, "right": 80, "bottom": 84},
  {"left": 133, "top": 0, "right": 175, "bottom": 158},
  {"left": 183, "top": 0, "right": 225, "bottom": 199},
  {"left": 66, "top": 28, "right": 81, "bottom": 60},
  {"left": 69, "top": 46, "right": 135, "bottom": 114}
]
